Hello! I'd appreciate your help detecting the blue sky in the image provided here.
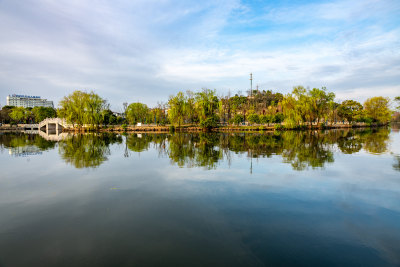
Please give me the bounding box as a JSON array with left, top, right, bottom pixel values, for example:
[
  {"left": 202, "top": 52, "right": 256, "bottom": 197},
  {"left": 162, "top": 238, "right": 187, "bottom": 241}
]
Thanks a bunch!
[{"left": 0, "top": 0, "right": 399, "bottom": 110}]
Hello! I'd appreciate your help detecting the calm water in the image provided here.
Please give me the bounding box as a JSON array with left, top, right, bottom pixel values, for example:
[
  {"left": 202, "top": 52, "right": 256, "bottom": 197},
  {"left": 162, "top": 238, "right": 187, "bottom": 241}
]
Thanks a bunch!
[{"left": 0, "top": 127, "right": 399, "bottom": 266}]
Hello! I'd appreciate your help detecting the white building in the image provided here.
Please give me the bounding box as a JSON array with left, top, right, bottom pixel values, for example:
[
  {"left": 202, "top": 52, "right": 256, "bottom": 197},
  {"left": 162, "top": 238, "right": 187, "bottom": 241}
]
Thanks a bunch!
[{"left": 6, "top": 94, "right": 54, "bottom": 108}]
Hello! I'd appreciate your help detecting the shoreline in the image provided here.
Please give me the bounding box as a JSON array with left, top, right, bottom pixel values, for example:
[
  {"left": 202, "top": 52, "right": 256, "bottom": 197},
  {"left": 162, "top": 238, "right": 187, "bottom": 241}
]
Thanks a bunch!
[{"left": 0, "top": 122, "right": 389, "bottom": 133}]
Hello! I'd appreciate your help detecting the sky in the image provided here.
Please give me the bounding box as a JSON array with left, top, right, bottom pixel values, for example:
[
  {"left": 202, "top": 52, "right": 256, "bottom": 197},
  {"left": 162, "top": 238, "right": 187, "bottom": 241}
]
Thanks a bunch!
[{"left": 0, "top": 0, "right": 399, "bottom": 111}]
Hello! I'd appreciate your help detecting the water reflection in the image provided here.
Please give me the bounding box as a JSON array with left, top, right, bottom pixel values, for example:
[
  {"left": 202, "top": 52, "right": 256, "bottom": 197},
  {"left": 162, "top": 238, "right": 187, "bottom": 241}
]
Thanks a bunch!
[
  {"left": 0, "top": 132, "right": 56, "bottom": 156},
  {"left": 0, "top": 128, "right": 399, "bottom": 266},
  {"left": 125, "top": 128, "right": 391, "bottom": 171},
  {"left": 0, "top": 128, "right": 392, "bottom": 170},
  {"left": 393, "top": 155, "right": 400, "bottom": 172},
  {"left": 58, "top": 133, "right": 123, "bottom": 168}
]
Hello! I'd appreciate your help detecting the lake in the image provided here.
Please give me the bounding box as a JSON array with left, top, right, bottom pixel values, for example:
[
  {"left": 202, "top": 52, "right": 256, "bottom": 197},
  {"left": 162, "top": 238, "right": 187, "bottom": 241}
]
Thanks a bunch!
[{"left": 0, "top": 127, "right": 399, "bottom": 266}]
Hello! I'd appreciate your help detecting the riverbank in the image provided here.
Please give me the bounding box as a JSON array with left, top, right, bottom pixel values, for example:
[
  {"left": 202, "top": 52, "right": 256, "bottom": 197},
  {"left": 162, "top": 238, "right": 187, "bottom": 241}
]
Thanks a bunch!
[
  {"left": 57, "top": 122, "right": 388, "bottom": 133},
  {"left": 0, "top": 122, "right": 389, "bottom": 133}
]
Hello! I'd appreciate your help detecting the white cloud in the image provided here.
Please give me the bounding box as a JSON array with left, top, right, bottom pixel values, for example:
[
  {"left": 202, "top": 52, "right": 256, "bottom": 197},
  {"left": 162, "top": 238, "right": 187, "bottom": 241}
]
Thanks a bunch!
[{"left": 0, "top": 0, "right": 399, "bottom": 108}]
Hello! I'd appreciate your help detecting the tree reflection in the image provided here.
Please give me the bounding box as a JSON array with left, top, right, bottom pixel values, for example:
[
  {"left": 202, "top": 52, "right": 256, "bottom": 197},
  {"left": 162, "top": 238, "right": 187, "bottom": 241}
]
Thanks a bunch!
[
  {"left": 58, "top": 133, "right": 122, "bottom": 168},
  {"left": 124, "top": 128, "right": 390, "bottom": 171},
  {"left": 337, "top": 131, "right": 363, "bottom": 154},
  {"left": 1, "top": 128, "right": 391, "bottom": 170},
  {"left": 126, "top": 133, "right": 153, "bottom": 152},
  {"left": 393, "top": 155, "right": 400, "bottom": 172},
  {"left": 361, "top": 128, "right": 390, "bottom": 154},
  {"left": 164, "top": 133, "right": 222, "bottom": 169},
  {"left": 0, "top": 132, "right": 56, "bottom": 154}
]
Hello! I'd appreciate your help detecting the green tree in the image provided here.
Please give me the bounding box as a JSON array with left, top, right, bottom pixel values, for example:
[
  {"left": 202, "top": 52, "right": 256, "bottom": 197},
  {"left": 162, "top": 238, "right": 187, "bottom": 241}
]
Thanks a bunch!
[
  {"left": 260, "top": 115, "right": 271, "bottom": 124},
  {"left": 186, "top": 91, "right": 198, "bottom": 124},
  {"left": 363, "top": 97, "right": 392, "bottom": 123},
  {"left": 32, "top": 106, "right": 57, "bottom": 123},
  {"left": 168, "top": 92, "right": 187, "bottom": 127},
  {"left": 58, "top": 90, "right": 107, "bottom": 128},
  {"left": 126, "top": 102, "right": 149, "bottom": 125},
  {"left": 86, "top": 92, "right": 108, "bottom": 128},
  {"left": 233, "top": 114, "right": 244, "bottom": 125},
  {"left": 248, "top": 114, "right": 260, "bottom": 124},
  {"left": 9, "top": 107, "right": 28, "bottom": 123},
  {"left": 195, "top": 89, "right": 220, "bottom": 129},
  {"left": 308, "top": 87, "right": 335, "bottom": 123},
  {"left": 0, "top": 106, "right": 12, "bottom": 124},
  {"left": 394, "top": 96, "right": 400, "bottom": 111},
  {"left": 58, "top": 90, "right": 87, "bottom": 127},
  {"left": 282, "top": 94, "right": 302, "bottom": 128},
  {"left": 101, "top": 109, "right": 117, "bottom": 125},
  {"left": 337, "top": 100, "right": 363, "bottom": 123},
  {"left": 273, "top": 113, "right": 284, "bottom": 123}
]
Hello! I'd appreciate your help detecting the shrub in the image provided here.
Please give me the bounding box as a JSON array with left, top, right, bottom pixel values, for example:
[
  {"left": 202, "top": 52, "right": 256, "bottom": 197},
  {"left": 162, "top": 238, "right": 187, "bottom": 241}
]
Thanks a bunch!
[
  {"left": 273, "top": 113, "right": 284, "bottom": 123},
  {"left": 248, "top": 114, "right": 260, "bottom": 124},
  {"left": 233, "top": 114, "right": 244, "bottom": 125},
  {"left": 200, "top": 114, "right": 219, "bottom": 130},
  {"left": 260, "top": 115, "right": 271, "bottom": 124},
  {"left": 121, "top": 124, "right": 127, "bottom": 131}
]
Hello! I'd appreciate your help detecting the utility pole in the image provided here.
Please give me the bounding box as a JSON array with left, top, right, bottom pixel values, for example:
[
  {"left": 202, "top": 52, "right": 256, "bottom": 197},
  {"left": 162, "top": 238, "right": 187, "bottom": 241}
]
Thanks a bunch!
[{"left": 250, "top": 73, "right": 253, "bottom": 96}]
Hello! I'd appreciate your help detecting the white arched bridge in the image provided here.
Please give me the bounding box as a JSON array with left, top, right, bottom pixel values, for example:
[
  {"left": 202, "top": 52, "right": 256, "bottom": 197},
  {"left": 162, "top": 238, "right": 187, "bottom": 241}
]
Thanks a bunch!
[{"left": 38, "top": 118, "right": 69, "bottom": 134}]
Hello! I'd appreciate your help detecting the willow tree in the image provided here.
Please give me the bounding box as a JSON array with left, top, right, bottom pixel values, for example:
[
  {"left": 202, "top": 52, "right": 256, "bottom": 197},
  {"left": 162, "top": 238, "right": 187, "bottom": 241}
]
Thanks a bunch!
[
  {"left": 195, "top": 88, "right": 220, "bottom": 129},
  {"left": 308, "top": 87, "right": 335, "bottom": 123},
  {"left": 86, "top": 92, "right": 108, "bottom": 128},
  {"left": 168, "top": 92, "right": 187, "bottom": 127},
  {"left": 58, "top": 90, "right": 107, "bottom": 128},
  {"left": 293, "top": 86, "right": 313, "bottom": 123},
  {"left": 281, "top": 94, "right": 302, "bottom": 128},
  {"left": 58, "top": 91, "right": 87, "bottom": 127},
  {"left": 185, "top": 91, "right": 197, "bottom": 124}
]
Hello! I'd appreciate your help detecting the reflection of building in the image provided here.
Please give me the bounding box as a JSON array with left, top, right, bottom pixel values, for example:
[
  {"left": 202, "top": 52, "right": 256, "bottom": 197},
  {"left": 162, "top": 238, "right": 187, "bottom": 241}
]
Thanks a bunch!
[
  {"left": 8, "top": 146, "right": 43, "bottom": 157},
  {"left": 6, "top": 94, "right": 54, "bottom": 108}
]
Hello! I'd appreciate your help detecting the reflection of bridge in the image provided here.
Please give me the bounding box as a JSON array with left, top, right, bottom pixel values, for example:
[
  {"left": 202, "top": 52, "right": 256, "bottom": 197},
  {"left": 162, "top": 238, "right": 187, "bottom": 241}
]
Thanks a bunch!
[
  {"left": 20, "top": 129, "right": 70, "bottom": 141},
  {"left": 38, "top": 130, "right": 70, "bottom": 141},
  {"left": 18, "top": 124, "right": 39, "bottom": 130}
]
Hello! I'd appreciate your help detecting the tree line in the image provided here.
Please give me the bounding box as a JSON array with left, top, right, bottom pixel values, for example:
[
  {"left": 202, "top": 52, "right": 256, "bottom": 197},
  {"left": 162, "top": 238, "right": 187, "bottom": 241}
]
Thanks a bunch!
[
  {"left": 1, "top": 88, "right": 399, "bottom": 128},
  {"left": 0, "top": 106, "right": 56, "bottom": 124},
  {"left": 165, "top": 87, "right": 396, "bottom": 129}
]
